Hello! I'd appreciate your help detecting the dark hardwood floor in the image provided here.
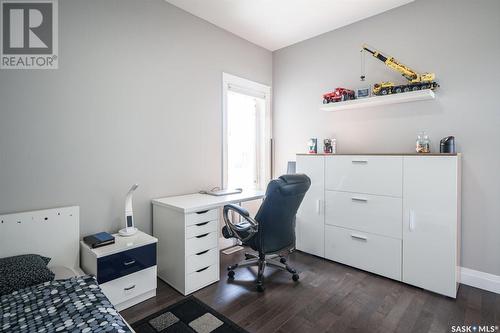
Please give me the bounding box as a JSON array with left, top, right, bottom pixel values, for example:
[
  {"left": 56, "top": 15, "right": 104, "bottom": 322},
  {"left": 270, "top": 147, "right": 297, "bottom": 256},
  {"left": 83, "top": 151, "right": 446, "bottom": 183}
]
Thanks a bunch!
[{"left": 121, "top": 249, "right": 500, "bottom": 333}]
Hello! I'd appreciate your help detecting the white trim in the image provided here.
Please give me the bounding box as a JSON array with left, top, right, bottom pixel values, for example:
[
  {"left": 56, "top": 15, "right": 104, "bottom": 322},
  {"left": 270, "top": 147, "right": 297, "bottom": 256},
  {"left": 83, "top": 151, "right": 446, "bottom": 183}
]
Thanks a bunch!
[
  {"left": 221, "top": 72, "right": 272, "bottom": 189},
  {"left": 460, "top": 266, "right": 500, "bottom": 294}
]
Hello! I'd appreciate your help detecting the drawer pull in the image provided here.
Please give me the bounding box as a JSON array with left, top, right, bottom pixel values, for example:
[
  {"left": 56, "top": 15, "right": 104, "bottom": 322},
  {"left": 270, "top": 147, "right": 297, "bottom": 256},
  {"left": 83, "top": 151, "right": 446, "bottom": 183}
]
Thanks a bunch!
[
  {"left": 124, "top": 285, "right": 136, "bottom": 291},
  {"left": 195, "top": 250, "right": 209, "bottom": 256},
  {"left": 196, "top": 221, "right": 209, "bottom": 226},
  {"left": 123, "top": 260, "right": 136, "bottom": 266},
  {"left": 196, "top": 266, "right": 209, "bottom": 273},
  {"left": 196, "top": 233, "right": 209, "bottom": 238},
  {"left": 409, "top": 209, "right": 416, "bottom": 231},
  {"left": 351, "top": 234, "right": 368, "bottom": 241},
  {"left": 352, "top": 160, "right": 368, "bottom": 164},
  {"left": 316, "top": 199, "right": 321, "bottom": 215},
  {"left": 196, "top": 210, "right": 209, "bottom": 214},
  {"left": 351, "top": 197, "right": 368, "bottom": 202}
]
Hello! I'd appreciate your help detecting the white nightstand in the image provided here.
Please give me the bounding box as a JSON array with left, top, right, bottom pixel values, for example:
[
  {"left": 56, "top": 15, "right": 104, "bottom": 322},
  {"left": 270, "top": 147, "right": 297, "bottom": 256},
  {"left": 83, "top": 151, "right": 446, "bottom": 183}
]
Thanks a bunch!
[{"left": 80, "top": 230, "right": 158, "bottom": 311}]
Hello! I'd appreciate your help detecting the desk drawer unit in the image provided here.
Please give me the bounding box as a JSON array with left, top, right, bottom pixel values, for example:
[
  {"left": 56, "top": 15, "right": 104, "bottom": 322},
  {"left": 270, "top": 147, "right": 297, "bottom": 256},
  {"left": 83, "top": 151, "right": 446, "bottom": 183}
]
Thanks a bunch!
[
  {"left": 186, "top": 264, "right": 218, "bottom": 294},
  {"left": 186, "top": 209, "right": 218, "bottom": 226},
  {"left": 186, "top": 231, "right": 218, "bottom": 256},
  {"left": 186, "top": 248, "right": 218, "bottom": 273},
  {"left": 324, "top": 225, "right": 402, "bottom": 281},
  {"left": 186, "top": 220, "right": 218, "bottom": 238},
  {"left": 325, "top": 190, "right": 402, "bottom": 239},
  {"left": 325, "top": 156, "right": 403, "bottom": 197},
  {"left": 97, "top": 243, "right": 157, "bottom": 284},
  {"left": 152, "top": 191, "right": 265, "bottom": 296}
]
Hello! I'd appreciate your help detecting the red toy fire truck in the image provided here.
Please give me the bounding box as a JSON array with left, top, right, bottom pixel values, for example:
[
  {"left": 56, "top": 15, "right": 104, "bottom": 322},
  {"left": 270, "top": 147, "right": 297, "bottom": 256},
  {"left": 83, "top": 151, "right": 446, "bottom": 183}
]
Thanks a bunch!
[{"left": 322, "top": 88, "right": 356, "bottom": 104}]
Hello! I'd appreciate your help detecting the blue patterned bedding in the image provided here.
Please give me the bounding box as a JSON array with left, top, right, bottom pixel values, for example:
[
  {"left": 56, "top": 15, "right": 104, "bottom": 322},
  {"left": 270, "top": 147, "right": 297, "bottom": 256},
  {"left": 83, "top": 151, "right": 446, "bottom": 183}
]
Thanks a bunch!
[{"left": 0, "top": 275, "right": 132, "bottom": 333}]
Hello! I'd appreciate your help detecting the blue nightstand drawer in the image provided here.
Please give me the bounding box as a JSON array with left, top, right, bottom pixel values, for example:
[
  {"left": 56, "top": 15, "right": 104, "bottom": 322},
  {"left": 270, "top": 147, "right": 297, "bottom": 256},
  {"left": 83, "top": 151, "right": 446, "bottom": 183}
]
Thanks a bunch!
[{"left": 97, "top": 243, "right": 156, "bottom": 284}]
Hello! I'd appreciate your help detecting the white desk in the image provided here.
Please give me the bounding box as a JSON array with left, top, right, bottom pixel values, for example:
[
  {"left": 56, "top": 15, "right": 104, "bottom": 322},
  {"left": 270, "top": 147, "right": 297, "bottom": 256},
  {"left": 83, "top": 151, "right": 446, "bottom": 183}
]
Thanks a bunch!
[{"left": 152, "top": 190, "right": 265, "bottom": 295}]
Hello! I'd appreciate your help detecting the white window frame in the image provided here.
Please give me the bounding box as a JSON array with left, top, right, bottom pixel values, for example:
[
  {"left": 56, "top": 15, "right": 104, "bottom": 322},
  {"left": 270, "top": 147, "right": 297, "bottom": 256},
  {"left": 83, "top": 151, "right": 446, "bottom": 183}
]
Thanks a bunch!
[{"left": 222, "top": 73, "right": 272, "bottom": 190}]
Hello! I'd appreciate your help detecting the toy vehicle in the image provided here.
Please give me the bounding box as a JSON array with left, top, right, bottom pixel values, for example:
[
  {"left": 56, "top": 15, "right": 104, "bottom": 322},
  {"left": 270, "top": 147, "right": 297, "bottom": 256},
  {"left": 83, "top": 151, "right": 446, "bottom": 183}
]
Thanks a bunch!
[
  {"left": 323, "top": 88, "right": 356, "bottom": 103},
  {"left": 361, "top": 44, "right": 439, "bottom": 95}
]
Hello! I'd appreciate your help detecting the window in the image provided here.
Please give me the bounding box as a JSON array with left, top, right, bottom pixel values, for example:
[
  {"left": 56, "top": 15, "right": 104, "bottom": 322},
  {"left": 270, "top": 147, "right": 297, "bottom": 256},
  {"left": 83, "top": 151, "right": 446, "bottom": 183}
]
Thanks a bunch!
[{"left": 222, "top": 73, "right": 271, "bottom": 191}]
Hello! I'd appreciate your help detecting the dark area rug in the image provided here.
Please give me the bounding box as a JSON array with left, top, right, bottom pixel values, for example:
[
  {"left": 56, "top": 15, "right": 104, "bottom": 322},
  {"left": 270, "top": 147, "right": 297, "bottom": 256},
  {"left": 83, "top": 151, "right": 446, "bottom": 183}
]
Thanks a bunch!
[{"left": 132, "top": 296, "right": 249, "bottom": 333}]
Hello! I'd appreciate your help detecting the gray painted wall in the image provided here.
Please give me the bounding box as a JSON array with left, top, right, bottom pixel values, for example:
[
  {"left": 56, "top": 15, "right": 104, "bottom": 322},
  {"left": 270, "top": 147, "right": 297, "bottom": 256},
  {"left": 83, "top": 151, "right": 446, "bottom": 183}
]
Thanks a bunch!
[
  {"left": 273, "top": 0, "right": 500, "bottom": 275},
  {"left": 0, "top": 0, "right": 272, "bottom": 237}
]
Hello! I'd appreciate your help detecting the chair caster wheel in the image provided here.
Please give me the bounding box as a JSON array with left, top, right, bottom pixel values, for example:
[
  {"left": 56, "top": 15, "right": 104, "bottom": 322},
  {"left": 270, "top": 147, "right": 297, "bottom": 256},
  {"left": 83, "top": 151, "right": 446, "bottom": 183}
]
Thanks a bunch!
[
  {"left": 228, "top": 270, "right": 235, "bottom": 279},
  {"left": 280, "top": 257, "right": 287, "bottom": 264},
  {"left": 292, "top": 273, "right": 299, "bottom": 282},
  {"left": 256, "top": 284, "right": 265, "bottom": 292}
]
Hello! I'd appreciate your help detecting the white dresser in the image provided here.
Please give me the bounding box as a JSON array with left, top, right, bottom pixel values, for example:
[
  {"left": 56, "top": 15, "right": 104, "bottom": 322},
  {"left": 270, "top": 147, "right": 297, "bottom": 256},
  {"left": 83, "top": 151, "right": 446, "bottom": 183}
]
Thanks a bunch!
[
  {"left": 296, "top": 154, "right": 461, "bottom": 297},
  {"left": 80, "top": 231, "right": 158, "bottom": 311},
  {"left": 152, "top": 190, "right": 264, "bottom": 295}
]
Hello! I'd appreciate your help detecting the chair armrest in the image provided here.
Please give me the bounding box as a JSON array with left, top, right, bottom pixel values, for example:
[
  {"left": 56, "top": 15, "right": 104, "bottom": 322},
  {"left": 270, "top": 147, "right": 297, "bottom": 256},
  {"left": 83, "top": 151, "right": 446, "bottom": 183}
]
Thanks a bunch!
[
  {"left": 222, "top": 204, "right": 258, "bottom": 242},
  {"left": 224, "top": 204, "right": 250, "bottom": 217}
]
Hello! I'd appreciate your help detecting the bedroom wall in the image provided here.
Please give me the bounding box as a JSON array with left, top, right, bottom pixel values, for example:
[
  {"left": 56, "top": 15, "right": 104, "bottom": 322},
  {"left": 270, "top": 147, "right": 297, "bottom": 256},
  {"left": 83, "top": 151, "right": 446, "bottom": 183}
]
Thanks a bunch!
[
  {"left": 272, "top": 0, "right": 500, "bottom": 275},
  {"left": 0, "top": 0, "right": 272, "bottom": 236}
]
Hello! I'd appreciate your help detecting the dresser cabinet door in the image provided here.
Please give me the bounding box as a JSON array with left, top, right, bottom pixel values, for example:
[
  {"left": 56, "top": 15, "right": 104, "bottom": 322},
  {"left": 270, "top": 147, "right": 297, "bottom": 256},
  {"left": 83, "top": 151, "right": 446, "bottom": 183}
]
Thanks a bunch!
[
  {"left": 296, "top": 155, "right": 325, "bottom": 257},
  {"left": 402, "top": 156, "right": 459, "bottom": 297}
]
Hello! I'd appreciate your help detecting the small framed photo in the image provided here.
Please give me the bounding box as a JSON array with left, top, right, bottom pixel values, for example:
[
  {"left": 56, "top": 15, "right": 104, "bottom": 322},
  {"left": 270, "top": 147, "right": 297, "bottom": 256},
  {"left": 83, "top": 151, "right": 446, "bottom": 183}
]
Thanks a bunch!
[{"left": 356, "top": 87, "right": 371, "bottom": 99}]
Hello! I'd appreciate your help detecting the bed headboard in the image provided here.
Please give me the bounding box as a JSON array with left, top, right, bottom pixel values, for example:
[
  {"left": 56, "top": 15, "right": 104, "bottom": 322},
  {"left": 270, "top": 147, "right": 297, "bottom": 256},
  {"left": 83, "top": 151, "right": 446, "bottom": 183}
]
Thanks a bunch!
[{"left": 0, "top": 206, "right": 80, "bottom": 269}]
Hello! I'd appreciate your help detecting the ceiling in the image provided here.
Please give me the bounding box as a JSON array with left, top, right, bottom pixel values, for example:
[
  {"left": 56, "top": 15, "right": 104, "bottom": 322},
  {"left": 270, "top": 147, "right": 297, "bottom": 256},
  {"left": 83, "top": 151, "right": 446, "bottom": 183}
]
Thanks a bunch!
[{"left": 165, "top": 0, "right": 414, "bottom": 51}]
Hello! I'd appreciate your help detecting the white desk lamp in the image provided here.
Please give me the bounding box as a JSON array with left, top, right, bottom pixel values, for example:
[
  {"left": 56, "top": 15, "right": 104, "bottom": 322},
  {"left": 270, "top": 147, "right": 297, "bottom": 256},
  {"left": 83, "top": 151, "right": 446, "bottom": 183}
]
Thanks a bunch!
[{"left": 119, "top": 184, "right": 139, "bottom": 237}]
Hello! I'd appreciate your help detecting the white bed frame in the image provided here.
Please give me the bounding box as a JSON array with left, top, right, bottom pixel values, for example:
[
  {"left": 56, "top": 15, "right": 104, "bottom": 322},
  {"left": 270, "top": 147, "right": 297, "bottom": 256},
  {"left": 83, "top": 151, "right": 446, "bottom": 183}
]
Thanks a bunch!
[
  {"left": 0, "top": 206, "right": 80, "bottom": 269},
  {"left": 0, "top": 206, "right": 136, "bottom": 332}
]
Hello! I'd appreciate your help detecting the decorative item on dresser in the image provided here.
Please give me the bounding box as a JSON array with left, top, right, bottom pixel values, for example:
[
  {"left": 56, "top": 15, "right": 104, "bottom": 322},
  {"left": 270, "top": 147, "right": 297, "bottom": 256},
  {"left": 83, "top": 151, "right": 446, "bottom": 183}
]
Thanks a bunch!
[
  {"left": 296, "top": 153, "right": 462, "bottom": 298},
  {"left": 80, "top": 230, "right": 158, "bottom": 311},
  {"left": 151, "top": 190, "right": 265, "bottom": 296}
]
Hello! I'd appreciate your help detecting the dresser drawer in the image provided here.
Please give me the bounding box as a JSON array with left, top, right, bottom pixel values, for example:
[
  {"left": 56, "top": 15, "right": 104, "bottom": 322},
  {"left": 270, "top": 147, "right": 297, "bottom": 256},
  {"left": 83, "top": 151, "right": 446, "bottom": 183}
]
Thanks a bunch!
[
  {"left": 100, "top": 266, "right": 157, "bottom": 307},
  {"left": 325, "top": 156, "right": 403, "bottom": 197},
  {"left": 186, "top": 247, "right": 218, "bottom": 273},
  {"left": 186, "top": 264, "right": 218, "bottom": 293},
  {"left": 325, "top": 190, "right": 402, "bottom": 239},
  {"left": 185, "top": 231, "right": 218, "bottom": 256},
  {"left": 186, "top": 220, "right": 218, "bottom": 239},
  {"left": 97, "top": 243, "right": 156, "bottom": 284},
  {"left": 325, "top": 225, "right": 401, "bottom": 281},
  {"left": 186, "top": 209, "right": 219, "bottom": 226}
]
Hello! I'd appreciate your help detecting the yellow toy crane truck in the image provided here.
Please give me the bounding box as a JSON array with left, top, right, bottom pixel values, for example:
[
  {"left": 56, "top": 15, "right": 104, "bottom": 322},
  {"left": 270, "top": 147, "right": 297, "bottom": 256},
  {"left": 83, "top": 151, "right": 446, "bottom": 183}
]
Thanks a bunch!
[{"left": 361, "top": 44, "right": 439, "bottom": 95}]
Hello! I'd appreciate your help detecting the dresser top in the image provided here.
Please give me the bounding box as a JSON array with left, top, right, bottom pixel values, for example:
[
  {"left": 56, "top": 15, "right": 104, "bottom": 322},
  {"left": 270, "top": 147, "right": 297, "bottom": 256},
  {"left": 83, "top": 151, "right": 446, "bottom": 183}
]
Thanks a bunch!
[
  {"left": 81, "top": 230, "right": 157, "bottom": 257},
  {"left": 152, "top": 189, "right": 265, "bottom": 213},
  {"left": 297, "top": 153, "right": 460, "bottom": 156}
]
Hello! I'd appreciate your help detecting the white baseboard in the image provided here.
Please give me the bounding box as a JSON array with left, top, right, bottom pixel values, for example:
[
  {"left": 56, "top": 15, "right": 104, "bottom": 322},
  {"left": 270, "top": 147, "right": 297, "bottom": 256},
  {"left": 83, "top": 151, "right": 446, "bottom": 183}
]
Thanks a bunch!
[{"left": 460, "top": 267, "right": 500, "bottom": 294}]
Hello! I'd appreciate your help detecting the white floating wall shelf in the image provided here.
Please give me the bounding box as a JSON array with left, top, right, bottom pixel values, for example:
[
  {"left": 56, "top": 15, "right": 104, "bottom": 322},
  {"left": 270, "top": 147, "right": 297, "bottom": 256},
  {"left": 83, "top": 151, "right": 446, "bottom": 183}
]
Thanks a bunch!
[{"left": 320, "top": 89, "right": 435, "bottom": 112}]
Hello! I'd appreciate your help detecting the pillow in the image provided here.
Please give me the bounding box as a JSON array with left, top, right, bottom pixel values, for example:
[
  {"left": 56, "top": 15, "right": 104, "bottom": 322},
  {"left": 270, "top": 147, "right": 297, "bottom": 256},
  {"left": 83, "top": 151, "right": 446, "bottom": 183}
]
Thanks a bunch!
[{"left": 0, "top": 254, "right": 55, "bottom": 296}]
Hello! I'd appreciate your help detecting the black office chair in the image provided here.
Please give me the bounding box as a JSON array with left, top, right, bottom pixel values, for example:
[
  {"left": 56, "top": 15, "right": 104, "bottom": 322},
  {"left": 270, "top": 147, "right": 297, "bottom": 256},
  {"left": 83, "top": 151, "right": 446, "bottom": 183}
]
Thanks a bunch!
[{"left": 222, "top": 174, "right": 311, "bottom": 291}]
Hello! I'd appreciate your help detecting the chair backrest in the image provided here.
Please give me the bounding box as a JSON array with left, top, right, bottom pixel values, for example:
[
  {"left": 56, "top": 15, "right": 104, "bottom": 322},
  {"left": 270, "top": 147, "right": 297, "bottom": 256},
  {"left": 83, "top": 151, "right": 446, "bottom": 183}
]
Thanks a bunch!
[{"left": 254, "top": 174, "right": 311, "bottom": 253}]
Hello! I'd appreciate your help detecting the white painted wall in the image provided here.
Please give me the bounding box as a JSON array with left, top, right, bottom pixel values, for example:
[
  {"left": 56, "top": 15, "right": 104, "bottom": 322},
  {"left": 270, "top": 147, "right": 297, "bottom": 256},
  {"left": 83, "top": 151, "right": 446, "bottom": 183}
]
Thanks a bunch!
[
  {"left": 0, "top": 0, "right": 272, "bottom": 237},
  {"left": 273, "top": 0, "right": 500, "bottom": 275}
]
